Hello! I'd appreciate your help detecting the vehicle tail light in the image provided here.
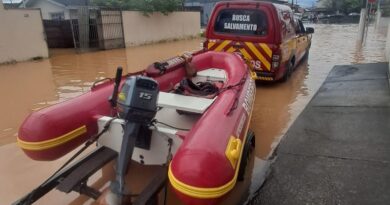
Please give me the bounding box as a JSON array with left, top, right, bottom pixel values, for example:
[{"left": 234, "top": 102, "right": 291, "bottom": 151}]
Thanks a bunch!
[{"left": 271, "top": 48, "right": 281, "bottom": 71}]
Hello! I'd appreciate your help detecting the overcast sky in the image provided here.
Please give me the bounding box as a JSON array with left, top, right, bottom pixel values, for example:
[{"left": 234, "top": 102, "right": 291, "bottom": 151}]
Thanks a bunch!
[
  {"left": 290, "top": 0, "right": 317, "bottom": 8},
  {"left": 2, "top": 0, "right": 23, "bottom": 3},
  {"left": 2, "top": 0, "right": 317, "bottom": 8}
]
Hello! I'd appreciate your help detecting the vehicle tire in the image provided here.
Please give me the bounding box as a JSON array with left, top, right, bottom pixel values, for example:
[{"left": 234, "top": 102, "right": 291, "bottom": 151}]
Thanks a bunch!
[
  {"left": 237, "top": 130, "right": 255, "bottom": 181},
  {"left": 281, "top": 61, "right": 293, "bottom": 82},
  {"left": 303, "top": 48, "right": 310, "bottom": 60},
  {"left": 303, "top": 42, "right": 311, "bottom": 60}
]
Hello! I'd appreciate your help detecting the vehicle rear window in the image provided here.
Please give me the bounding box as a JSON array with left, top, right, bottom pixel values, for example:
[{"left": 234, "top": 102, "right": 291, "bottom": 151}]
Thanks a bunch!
[{"left": 214, "top": 9, "right": 268, "bottom": 36}]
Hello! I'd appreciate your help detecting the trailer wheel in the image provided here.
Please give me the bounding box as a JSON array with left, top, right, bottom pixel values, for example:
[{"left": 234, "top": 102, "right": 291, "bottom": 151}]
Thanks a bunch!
[{"left": 238, "top": 130, "right": 255, "bottom": 181}]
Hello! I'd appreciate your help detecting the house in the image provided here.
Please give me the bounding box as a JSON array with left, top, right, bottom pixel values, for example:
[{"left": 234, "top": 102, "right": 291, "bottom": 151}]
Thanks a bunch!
[
  {"left": 3, "top": 1, "right": 22, "bottom": 9},
  {"left": 184, "top": 0, "right": 219, "bottom": 26},
  {"left": 19, "top": 0, "right": 95, "bottom": 20}
]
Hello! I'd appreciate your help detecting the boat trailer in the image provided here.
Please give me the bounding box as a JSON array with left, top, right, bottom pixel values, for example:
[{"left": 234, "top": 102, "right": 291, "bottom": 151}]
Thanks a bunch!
[
  {"left": 13, "top": 146, "right": 169, "bottom": 205},
  {"left": 14, "top": 70, "right": 169, "bottom": 205}
]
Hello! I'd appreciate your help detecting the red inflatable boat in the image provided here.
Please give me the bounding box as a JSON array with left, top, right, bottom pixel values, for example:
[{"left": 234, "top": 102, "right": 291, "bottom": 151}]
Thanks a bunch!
[{"left": 17, "top": 51, "right": 255, "bottom": 204}]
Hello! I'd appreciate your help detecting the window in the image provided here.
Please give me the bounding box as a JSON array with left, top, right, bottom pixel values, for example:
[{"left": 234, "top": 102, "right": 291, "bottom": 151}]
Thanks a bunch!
[
  {"left": 50, "top": 12, "right": 65, "bottom": 20},
  {"left": 214, "top": 9, "right": 268, "bottom": 36}
]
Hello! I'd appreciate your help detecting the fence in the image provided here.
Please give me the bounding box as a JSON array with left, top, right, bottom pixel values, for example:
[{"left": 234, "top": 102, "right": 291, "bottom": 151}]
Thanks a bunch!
[
  {"left": 97, "top": 10, "right": 124, "bottom": 50},
  {"left": 43, "top": 20, "right": 74, "bottom": 48},
  {"left": 42, "top": 9, "right": 200, "bottom": 50},
  {"left": 68, "top": 8, "right": 124, "bottom": 51}
]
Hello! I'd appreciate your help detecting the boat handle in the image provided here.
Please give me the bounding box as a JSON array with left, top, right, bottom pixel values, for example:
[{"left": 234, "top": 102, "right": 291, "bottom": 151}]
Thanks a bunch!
[{"left": 91, "top": 78, "right": 113, "bottom": 89}]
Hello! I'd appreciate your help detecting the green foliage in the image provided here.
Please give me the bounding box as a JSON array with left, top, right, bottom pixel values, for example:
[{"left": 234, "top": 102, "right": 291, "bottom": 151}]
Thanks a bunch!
[
  {"left": 341, "top": 0, "right": 362, "bottom": 14},
  {"left": 91, "top": 0, "right": 183, "bottom": 16}
]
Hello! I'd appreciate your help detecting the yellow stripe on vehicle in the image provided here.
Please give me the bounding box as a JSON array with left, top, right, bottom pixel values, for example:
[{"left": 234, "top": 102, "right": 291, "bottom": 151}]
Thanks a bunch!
[
  {"left": 168, "top": 82, "right": 256, "bottom": 199},
  {"left": 245, "top": 42, "right": 271, "bottom": 71},
  {"left": 17, "top": 125, "right": 87, "bottom": 151},
  {"left": 239, "top": 48, "right": 253, "bottom": 60},
  {"left": 259, "top": 43, "right": 272, "bottom": 57},
  {"left": 259, "top": 76, "right": 274, "bottom": 81},
  {"left": 208, "top": 41, "right": 216, "bottom": 50},
  {"left": 215, "top": 40, "right": 231, "bottom": 52},
  {"left": 226, "top": 46, "right": 236, "bottom": 53}
]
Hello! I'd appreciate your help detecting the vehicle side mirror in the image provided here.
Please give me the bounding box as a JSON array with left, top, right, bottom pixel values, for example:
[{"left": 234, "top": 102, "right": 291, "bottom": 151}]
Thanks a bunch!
[{"left": 306, "top": 27, "right": 314, "bottom": 34}]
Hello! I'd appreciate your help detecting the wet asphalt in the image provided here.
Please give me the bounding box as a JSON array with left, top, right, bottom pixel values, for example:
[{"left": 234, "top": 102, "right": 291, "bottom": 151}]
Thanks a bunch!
[{"left": 251, "top": 62, "right": 390, "bottom": 205}]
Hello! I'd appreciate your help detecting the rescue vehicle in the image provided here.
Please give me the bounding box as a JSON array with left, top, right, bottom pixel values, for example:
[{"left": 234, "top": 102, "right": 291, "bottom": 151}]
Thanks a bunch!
[{"left": 204, "top": 1, "right": 314, "bottom": 81}]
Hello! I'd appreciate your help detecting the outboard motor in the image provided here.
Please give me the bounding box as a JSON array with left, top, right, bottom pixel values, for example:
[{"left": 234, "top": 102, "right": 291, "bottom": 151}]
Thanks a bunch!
[{"left": 109, "top": 75, "right": 159, "bottom": 204}]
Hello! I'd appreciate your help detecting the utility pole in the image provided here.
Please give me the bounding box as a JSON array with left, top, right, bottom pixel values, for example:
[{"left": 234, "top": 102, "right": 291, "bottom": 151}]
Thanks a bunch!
[
  {"left": 375, "top": 0, "right": 382, "bottom": 28},
  {"left": 358, "top": 0, "right": 369, "bottom": 43},
  {"left": 364, "top": 0, "right": 373, "bottom": 41}
]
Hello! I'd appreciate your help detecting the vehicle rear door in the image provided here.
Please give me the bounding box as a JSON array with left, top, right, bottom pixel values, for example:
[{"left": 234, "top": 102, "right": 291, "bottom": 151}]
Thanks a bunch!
[{"left": 205, "top": 5, "right": 275, "bottom": 73}]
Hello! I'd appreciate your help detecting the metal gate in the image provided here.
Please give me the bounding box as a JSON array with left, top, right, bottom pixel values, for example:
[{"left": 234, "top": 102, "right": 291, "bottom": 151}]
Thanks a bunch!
[
  {"left": 43, "top": 20, "right": 74, "bottom": 48},
  {"left": 70, "top": 8, "right": 124, "bottom": 51},
  {"left": 97, "top": 10, "right": 125, "bottom": 50}
]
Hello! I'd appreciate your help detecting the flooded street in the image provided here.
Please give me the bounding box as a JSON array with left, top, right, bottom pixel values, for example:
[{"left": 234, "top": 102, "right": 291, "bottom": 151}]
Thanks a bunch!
[{"left": 0, "top": 24, "right": 387, "bottom": 205}]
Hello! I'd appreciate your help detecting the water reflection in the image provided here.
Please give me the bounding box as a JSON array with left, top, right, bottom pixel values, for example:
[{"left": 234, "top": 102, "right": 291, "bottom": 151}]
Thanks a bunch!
[
  {"left": 0, "top": 60, "right": 56, "bottom": 145},
  {"left": 252, "top": 60, "right": 309, "bottom": 159},
  {"left": 0, "top": 23, "right": 387, "bottom": 205}
]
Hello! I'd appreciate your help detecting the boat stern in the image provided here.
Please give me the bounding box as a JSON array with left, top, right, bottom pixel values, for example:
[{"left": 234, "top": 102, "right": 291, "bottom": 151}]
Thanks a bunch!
[{"left": 168, "top": 149, "right": 236, "bottom": 204}]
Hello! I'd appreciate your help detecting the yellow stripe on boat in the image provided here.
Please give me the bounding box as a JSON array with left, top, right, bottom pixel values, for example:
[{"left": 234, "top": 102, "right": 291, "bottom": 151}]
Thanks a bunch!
[
  {"left": 168, "top": 160, "right": 239, "bottom": 199},
  {"left": 168, "top": 81, "right": 256, "bottom": 199},
  {"left": 17, "top": 125, "right": 87, "bottom": 151}
]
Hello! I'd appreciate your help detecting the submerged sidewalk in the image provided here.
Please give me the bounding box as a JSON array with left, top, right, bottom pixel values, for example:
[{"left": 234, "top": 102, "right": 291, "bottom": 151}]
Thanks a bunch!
[{"left": 253, "top": 62, "right": 390, "bottom": 205}]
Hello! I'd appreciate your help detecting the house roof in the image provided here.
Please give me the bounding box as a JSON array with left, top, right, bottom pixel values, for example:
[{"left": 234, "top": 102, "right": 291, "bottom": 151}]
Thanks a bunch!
[
  {"left": 22, "top": 0, "right": 90, "bottom": 8},
  {"left": 4, "top": 2, "right": 23, "bottom": 9},
  {"left": 51, "top": 0, "right": 89, "bottom": 6}
]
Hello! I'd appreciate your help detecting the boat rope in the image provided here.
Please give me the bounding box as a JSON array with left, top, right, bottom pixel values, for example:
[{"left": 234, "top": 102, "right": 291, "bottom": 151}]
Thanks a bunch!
[
  {"left": 219, "top": 73, "right": 248, "bottom": 115},
  {"left": 25, "top": 118, "right": 117, "bottom": 205},
  {"left": 218, "top": 73, "right": 247, "bottom": 95},
  {"left": 153, "top": 62, "right": 169, "bottom": 74},
  {"left": 163, "top": 138, "right": 173, "bottom": 205},
  {"left": 151, "top": 119, "right": 190, "bottom": 131}
]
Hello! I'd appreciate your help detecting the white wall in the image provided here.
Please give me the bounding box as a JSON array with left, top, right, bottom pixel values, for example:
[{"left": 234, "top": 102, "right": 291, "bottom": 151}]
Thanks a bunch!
[
  {"left": 122, "top": 11, "right": 200, "bottom": 47},
  {"left": 386, "top": 23, "right": 390, "bottom": 61},
  {"left": 0, "top": 9, "right": 49, "bottom": 63},
  {"left": 377, "top": 17, "right": 390, "bottom": 30},
  {"left": 387, "top": 23, "right": 390, "bottom": 82},
  {"left": 0, "top": 1, "right": 4, "bottom": 10},
  {"left": 29, "top": 0, "right": 69, "bottom": 19}
]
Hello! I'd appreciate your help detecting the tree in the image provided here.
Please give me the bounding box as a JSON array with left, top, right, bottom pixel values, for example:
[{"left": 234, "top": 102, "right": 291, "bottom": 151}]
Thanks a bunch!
[
  {"left": 341, "top": 0, "right": 362, "bottom": 14},
  {"left": 91, "top": 0, "right": 183, "bottom": 16}
]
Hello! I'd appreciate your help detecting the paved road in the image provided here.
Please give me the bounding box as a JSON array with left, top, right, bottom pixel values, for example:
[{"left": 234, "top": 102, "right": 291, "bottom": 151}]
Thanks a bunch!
[{"left": 252, "top": 62, "right": 390, "bottom": 205}]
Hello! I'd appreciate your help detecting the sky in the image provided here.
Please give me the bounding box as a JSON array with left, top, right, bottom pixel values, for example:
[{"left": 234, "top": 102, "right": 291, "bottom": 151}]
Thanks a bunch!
[
  {"left": 290, "top": 0, "right": 317, "bottom": 8},
  {"left": 2, "top": 0, "right": 318, "bottom": 8},
  {"left": 2, "top": 0, "right": 23, "bottom": 3}
]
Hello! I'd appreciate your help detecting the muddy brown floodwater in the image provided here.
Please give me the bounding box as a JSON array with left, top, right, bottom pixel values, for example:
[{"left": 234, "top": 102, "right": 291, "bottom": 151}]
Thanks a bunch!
[{"left": 0, "top": 24, "right": 387, "bottom": 205}]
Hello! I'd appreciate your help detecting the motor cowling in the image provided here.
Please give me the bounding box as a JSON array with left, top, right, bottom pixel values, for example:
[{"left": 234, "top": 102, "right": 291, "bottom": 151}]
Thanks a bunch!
[{"left": 117, "top": 76, "right": 159, "bottom": 124}]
